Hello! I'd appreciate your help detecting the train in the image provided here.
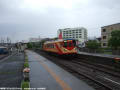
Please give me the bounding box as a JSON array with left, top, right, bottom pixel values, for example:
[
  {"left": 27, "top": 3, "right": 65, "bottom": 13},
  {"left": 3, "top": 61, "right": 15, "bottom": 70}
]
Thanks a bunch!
[{"left": 43, "top": 39, "right": 78, "bottom": 55}]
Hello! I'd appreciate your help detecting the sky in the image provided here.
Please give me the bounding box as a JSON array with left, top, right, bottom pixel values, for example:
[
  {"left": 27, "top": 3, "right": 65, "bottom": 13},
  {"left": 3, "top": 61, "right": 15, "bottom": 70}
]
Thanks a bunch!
[{"left": 0, "top": 0, "right": 120, "bottom": 42}]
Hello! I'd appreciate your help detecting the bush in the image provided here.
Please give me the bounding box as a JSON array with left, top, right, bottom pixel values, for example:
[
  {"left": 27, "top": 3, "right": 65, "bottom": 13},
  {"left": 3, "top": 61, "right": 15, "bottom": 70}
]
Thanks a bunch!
[
  {"left": 24, "top": 62, "right": 29, "bottom": 68},
  {"left": 21, "top": 81, "right": 29, "bottom": 89},
  {"left": 86, "top": 40, "right": 101, "bottom": 50}
]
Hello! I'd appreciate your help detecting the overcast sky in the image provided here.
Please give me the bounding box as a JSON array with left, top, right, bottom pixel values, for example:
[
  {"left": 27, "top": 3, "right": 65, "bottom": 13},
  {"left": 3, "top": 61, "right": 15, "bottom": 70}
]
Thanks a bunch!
[{"left": 0, "top": 0, "right": 120, "bottom": 42}]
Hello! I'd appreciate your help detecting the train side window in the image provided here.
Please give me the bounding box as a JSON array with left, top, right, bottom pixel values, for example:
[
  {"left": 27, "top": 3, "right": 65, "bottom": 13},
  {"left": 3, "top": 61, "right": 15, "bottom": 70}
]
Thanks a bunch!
[
  {"left": 48, "top": 44, "right": 54, "bottom": 48},
  {"left": 60, "top": 43, "right": 63, "bottom": 47},
  {"left": 52, "top": 44, "right": 54, "bottom": 48},
  {"left": 49, "top": 44, "right": 52, "bottom": 48}
]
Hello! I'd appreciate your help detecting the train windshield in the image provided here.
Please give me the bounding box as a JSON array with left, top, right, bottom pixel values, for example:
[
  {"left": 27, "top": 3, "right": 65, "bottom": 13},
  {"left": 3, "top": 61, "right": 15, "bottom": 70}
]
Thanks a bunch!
[
  {"left": 63, "top": 40, "right": 76, "bottom": 47},
  {"left": 72, "top": 40, "right": 76, "bottom": 46},
  {"left": 63, "top": 42, "right": 67, "bottom": 47}
]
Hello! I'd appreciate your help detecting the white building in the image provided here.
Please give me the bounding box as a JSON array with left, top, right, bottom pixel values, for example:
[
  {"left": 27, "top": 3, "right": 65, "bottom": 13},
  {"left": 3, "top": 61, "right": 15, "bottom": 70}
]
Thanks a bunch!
[
  {"left": 57, "top": 27, "right": 87, "bottom": 45},
  {"left": 29, "top": 37, "right": 42, "bottom": 42}
]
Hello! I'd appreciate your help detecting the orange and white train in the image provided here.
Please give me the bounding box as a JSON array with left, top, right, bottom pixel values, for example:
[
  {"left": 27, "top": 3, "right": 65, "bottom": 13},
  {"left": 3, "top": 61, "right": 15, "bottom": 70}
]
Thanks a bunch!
[{"left": 43, "top": 39, "right": 77, "bottom": 55}]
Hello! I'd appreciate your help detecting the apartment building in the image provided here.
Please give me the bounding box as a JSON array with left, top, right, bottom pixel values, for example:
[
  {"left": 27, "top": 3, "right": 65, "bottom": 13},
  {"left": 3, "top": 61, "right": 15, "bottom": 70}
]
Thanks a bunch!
[
  {"left": 57, "top": 27, "right": 87, "bottom": 44},
  {"left": 29, "top": 38, "right": 42, "bottom": 42},
  {"left": 101, "top": 23, "right": 120, "bottom": 48}
]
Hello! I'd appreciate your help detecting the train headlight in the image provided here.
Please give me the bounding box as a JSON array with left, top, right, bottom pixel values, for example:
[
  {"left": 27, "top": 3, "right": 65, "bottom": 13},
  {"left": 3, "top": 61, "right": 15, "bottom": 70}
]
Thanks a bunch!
[
  {"left": 74, "top": 48, "right": 77, "bottom": 50},
  {"left": 64, "top": 48, "right": 67, "bottom": 51}
]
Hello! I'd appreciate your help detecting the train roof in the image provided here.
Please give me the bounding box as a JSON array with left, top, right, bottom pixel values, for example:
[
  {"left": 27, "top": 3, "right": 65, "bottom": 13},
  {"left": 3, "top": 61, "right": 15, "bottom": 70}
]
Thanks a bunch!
[
  {"left": 44, "top": 39, "right": 77, "bottom": 44},
  {"left": 44, "top": 39, "right": 62, "bottom": 44},
  {"left": 63, "top": 38, "right": 77, "bottom": 41}
]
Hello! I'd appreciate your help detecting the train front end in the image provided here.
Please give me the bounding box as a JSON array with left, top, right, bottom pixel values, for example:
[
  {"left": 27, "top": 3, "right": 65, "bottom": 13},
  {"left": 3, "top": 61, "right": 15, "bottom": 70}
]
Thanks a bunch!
[{"left": 60, "top": 39, "right": 77, "bottom": 55}]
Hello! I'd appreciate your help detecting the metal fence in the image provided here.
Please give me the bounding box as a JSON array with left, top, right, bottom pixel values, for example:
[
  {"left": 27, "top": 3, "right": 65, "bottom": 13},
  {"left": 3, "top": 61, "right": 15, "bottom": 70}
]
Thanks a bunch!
[{"left": 78, "top": 47, "right": 120, "bottom": 55}]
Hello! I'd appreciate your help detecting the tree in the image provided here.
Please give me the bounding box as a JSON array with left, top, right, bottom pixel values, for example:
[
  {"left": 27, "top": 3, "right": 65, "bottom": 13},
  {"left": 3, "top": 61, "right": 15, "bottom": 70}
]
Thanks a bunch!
[
  {"left": 86, "top": 40, "right": 101, "bottom": 50},
  {"left": 39, "top": 40, "right": 46, "bottom": 48},
  {"left": 27, "top": 43, "right": 33, "bottom": 48},
  {"left": 108, "top": 30, "right": 120, "bottom": 50},
  {"left": 53, "top": 37, "right": 58, "bottom": 40}
]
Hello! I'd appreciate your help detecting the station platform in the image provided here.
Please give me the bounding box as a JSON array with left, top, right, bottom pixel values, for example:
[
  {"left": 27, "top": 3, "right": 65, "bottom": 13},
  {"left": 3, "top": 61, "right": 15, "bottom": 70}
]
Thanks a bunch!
[
  {"left": 26, "top": 50, "right": 95, "bottom": 90},
  {"left": 78, "top": 51, "right": 120, "bottom": 59}
]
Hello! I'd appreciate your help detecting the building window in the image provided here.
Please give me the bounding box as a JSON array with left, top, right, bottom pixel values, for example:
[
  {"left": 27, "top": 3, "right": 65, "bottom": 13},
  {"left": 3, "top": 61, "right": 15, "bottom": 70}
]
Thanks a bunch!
[
  {"left": 103, "top": 43, "right": 106, "bottom": 46},
  {"left": 103, "top": 36, "right": 106, "bottom": 39},
  {"left": 102, "top": 29, "right": 106, "bottom": 32},
  {"left": 111, "top": 27, "right": 113, "bottom": 30},
  {"left": 79, "top": 36, "right": 81, "bottom": 38}
]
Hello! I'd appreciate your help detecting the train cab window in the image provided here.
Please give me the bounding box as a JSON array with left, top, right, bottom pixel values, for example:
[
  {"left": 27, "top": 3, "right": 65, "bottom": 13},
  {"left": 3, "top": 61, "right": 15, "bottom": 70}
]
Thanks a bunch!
[
  {"left": 63, "top": 42, "right": 67, "bottom": 47},
  {"left": 68, "top": 42, "right": 72, "bottom": 47},
  {"left": 73, "top": 40, "right": 76, "bottom": 46},
  {"left": 47, "top": 44, "right": 54, "bottom": 48}
]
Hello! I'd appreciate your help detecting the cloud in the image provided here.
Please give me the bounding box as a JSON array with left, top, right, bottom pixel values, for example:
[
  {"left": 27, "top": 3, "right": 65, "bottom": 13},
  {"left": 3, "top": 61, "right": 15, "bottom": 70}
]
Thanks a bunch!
[{"left": 0, "top": 0, "right": 120, "bottom": 42}]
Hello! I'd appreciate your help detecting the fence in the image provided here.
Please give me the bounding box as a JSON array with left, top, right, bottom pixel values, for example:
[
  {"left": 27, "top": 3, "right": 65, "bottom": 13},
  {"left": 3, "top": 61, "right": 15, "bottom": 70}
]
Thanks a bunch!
[{"left": 78, "top": 47, "right": 120, "bottom": 55}]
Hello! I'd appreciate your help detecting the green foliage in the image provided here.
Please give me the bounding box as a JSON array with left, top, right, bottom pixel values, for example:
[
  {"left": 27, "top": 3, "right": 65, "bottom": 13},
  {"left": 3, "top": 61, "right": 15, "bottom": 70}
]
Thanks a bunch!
[
  {"left": 21, "top": 81, "right": 29, "bottom": 89},
  {"left": 108, "top": 30, "right": 120, "bottom": 49},
  {"left": 24, "top": 55, "right": 29, "bottom": 68},
  {"left": 39, "top": 40, "right": 46, "bottom": 48},
  {"left": 27, "top": 41, "right": 45, "bottom": 49},
  {"left": 86, "top": 40, "right": 101, "bottom": 49},
  {"left": 27, "top": 43, "right": 33, "bottom": 48},
  {"left": 21, "top": 53, "right": 30, "bottom": 90},
  {"left": 53, "top": 37, "right": 58, "bottom": 40},
  {"left": 24, "top": 62, "right": 29, "bottom": 68}
]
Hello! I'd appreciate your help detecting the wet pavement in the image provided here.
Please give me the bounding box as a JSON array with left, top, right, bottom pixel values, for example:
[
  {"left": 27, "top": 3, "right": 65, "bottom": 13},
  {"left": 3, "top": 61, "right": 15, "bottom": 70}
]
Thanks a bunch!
[
  {"left": 27, "top": 50, "right": 95, "bottom": 90},
  {"left": 0, "top": 55, "right": 8, "bottom": 61},
  {"left": 0, "top": 52, "right": 24, "bottom": 87}
]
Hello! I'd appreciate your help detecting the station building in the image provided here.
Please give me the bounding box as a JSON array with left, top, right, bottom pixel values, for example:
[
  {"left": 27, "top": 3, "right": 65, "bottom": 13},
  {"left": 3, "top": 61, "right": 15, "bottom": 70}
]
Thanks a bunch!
[
  {"left": 101, "top": 23, "right": 120, "bottom": 48},
  {"left": 57, "top": 27, "right": 88, "bottom": 47}
]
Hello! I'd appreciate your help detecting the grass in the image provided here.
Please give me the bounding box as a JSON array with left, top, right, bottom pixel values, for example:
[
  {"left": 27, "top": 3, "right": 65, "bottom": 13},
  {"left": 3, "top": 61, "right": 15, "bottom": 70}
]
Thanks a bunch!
[
  {"left": 24, "top": 62, "right": 29, "bottom": 68},
  {"left": 21, "top": 52, "right": 30, "bottom": 90},
  {"left": 25, "top": 56, "right": 28, "bottom": 62},
  {"left": 0, "top": 71, "right": 16, "bottom": 74},
  {"left": 103, "top": 51, "right": 112, "bottom": 55},
  {"left": 24, "top": 54, "right": 29, "bottom": 68},
  {"left": 21, "top": 81, "right": 30, "bottom": 90}
]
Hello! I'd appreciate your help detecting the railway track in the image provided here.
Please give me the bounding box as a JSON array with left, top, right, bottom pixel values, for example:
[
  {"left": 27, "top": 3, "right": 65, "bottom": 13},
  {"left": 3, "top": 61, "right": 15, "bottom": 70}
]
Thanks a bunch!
[
  {"left": 75, "top": 54, "right": 120, "bottom": 69},
  {"left": 72, "top": 57, "right": 120, "bottom": 78},
  {"left": 68, "top": 60, "right": 120, "bottom": 90},
  {"left": 36, "top": 50, "right": 120, "bottom": 90},
  {"left": 58, "top": 61, "right": 112, "bottom": 90},
  {"left": 52, "top": 58, "right": 120, "bottom": 90}
]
